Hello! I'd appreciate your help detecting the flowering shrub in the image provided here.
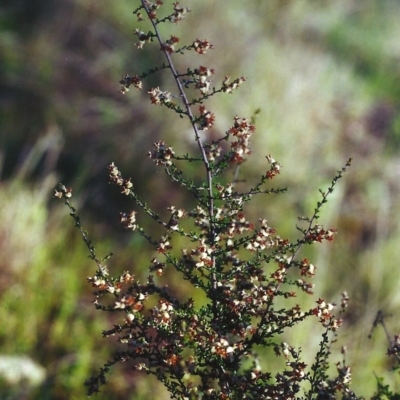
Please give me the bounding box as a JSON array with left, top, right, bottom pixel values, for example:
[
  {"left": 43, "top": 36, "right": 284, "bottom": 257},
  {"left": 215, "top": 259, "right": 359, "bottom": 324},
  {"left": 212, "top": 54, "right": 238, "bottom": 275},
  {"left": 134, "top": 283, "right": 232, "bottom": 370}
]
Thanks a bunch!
[{"left": 55, "top": 1, "right": 400, "bottom": 399}]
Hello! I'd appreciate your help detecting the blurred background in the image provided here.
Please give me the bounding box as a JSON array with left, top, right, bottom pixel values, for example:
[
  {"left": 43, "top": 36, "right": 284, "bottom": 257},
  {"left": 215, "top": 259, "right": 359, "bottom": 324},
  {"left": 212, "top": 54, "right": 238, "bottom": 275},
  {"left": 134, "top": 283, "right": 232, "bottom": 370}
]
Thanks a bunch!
[{"left": 1, "top": 0, "right": 400, "bottom": 398}]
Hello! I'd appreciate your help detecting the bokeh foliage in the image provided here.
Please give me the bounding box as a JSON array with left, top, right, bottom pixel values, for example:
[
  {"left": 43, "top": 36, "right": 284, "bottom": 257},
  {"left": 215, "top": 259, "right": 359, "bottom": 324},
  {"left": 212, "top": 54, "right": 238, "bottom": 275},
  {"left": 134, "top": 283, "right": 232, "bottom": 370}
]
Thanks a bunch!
[{"left": 1, "top": 0, "right": 400, "bottom": 398}]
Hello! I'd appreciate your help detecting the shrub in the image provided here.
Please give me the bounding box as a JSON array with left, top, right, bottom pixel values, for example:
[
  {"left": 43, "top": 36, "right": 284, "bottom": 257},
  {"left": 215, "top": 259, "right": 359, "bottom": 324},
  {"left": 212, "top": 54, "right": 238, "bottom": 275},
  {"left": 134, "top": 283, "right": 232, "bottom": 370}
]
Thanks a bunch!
[{"left": 55, "top": 1, "right": 400, "bottom": 399}]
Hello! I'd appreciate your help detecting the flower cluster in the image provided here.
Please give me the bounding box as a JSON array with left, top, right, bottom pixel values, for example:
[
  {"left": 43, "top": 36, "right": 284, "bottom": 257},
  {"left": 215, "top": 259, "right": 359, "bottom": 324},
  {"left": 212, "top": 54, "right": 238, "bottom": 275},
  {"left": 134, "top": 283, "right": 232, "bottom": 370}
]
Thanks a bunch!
[
  {"left": 312, "top": 298, "right": 342, "bottom": 331},
  {"left": 222, "top": 75, "right": 246, "bottom": 94},
  {"left": 156, "top": 235, "right": 172, "bottom": 253},
  {"left": 193, "top": 38, "right": 214, "bottom": 54},
  {"left": 120, "top": 211, "right": 138, "bottom": 231},
  {"left": 170, "top": 2, "right": 191, "bottom": 23},
  {"left": 108, "top": 162, "right": 133, "bottom": 195},
  {"left": 228, "top": 116, "right": 255, "bottom": 163},
  {"left": 54, "top": 184, "right": 72, "bottom": 199},
  {"left": 305, "top": 225, "right": 337, "bottom": 243},
  {"left": 119, "top": 74, "right": 142, "bottom": 94},
  {"left": 148, "top": 87, "right": 172, "bottom": 104},
  {"left": 299, "top": 258, "right": 316, "bottom": 277},
  {"left": 205, "top": 143, "right": 222, "bottom": 161},
  {"left": 148, "top": 141, "right": 175, "bottom": 166},
  {"left": 183, "top": 239, "right": 213, "bottom": 269},
  {"left": 211, "top": 337, "right": 236, "bottom": 359},
  {"left": 245, "top": 218, "right": 276, "bottom": 251},
  {"left": 192, "top": 66, "right": 214, "bottom": 94},
  {"left": 166, "top": 205, "right": 185, "bottom": 231},
  {"left": 161, "top": 35, "right": 179, "bottom": 53},
  {"left": 142, "top": 0, "right": 163, "bottom": 20},
  {"left": 265, "top": 154, "right": 281, "bottom": 179},
  {"left": 134, "top": 28, "right": 154, "bottom": 49},
  {"left": 151, "top": 299, "right": 175, "bottom": 328},
  {"left": 197, "top": 106, "right": 215, "bottom": 130}
]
